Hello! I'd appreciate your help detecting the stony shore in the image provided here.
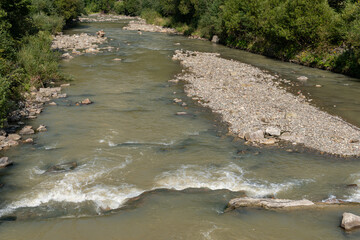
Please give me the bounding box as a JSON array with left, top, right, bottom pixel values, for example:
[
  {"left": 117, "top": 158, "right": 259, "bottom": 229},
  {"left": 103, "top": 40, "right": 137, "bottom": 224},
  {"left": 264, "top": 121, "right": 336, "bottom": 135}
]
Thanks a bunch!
[
  {"left": 172, "top": 50, "right": 360, "bottom": 157},
  {"left": 79, "top": 13, "right": 138, "bottom": 23},
  {"left": 123, "top": 19, "right": 178, "bottom": 34}
]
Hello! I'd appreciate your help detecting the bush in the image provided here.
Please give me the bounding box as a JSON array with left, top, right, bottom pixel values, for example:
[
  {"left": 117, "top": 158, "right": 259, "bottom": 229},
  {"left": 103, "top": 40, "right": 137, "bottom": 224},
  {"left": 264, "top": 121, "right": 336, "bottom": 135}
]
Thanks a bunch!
[
  {"left": 113, "top": 1, "right": 125, "bottom": 14},
  {"left": 124, "top": 0, "right": 141, "bottom": 16},
  {"left": 32, "top": 12, "right": 64, "bottom": 33},
  {"left": 54, "top": 0, "right": 84, "bottom": 24},
  {"left": 17, "top": 31, "right": 65, "bottom": 87}
]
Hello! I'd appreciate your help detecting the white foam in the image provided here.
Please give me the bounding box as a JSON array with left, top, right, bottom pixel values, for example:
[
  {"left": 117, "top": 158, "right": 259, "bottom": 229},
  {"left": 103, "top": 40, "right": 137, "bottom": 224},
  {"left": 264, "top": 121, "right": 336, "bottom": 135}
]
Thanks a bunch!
[{"left": 154, "top": 164, "right": 307, "bottom": 197}]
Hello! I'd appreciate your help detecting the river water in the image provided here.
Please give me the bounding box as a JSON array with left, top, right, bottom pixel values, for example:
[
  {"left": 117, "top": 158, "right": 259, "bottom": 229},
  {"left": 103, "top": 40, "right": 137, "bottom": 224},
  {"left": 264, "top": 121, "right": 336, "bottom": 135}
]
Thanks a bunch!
[{"left": 0, "top": 21, "right": 360, "bottom": 239}]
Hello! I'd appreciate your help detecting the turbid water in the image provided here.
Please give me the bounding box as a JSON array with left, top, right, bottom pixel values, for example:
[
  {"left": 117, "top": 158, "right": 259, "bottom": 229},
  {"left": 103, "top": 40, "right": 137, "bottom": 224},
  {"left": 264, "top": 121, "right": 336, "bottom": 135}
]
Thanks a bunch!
[{"left": 0, "top": 21, "right": 360, "bottom": 239}]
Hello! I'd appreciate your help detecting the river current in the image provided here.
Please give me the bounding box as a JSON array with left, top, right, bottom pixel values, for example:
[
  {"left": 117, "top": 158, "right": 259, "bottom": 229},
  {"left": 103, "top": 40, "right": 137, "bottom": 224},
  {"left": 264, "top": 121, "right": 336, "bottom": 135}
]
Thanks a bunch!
[{"left": 0, "top": 21, "right": 360, "bottom": 239}]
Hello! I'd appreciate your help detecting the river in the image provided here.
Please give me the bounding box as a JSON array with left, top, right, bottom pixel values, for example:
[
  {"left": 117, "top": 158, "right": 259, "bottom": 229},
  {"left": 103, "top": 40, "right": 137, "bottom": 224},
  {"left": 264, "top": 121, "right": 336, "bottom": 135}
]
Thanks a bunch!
[{"left": 0, "top": 20, "right": 360, "bottom": 239}]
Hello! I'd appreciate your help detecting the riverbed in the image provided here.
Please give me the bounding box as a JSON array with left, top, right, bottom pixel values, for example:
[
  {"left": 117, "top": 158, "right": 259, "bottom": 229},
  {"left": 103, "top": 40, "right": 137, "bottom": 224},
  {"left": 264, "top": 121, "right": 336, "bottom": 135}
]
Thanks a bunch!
[{"left": 0, "top": 20, "right": 360, "bottom": 239}]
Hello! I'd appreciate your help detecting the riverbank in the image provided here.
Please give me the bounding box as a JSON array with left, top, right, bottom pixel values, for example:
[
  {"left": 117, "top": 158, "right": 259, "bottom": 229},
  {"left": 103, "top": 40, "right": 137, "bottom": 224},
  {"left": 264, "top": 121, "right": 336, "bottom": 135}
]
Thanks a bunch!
[{"left": 172, "top": 50, "right": 360, "bottom": 157}]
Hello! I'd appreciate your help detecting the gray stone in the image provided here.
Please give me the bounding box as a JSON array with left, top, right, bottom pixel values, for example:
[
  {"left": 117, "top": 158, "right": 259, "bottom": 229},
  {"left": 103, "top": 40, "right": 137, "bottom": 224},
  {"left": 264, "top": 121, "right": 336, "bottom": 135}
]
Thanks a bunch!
[
  {"left": 341, "top": 212, "right": 360, "bottom": 231},
  {"left": 0, "top": 157, "right": 13, "bottom": 168},
  {"left": 244, "top": 130, "right": 265, "bottom": 142},
  {"left": 265, "top": 126, "right": 281, "bottom": 137},
  {"left": 45, "top": 162, "right": 77, "bottom": 173}
]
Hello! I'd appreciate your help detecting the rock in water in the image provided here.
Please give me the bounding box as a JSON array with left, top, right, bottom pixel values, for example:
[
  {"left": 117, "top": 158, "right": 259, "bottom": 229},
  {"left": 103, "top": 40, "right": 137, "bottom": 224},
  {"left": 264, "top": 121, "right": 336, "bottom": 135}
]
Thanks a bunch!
[
  {"left": 96, "top": 30, "right": 105, "bottom": 38},
  {"left": 211, "top": 35, "right": 220, "bottom": 43},
  {"left": 19, "top": 126, "right": 34, "bottom": 135},
  {"left": 226, "top": 197, "right": 315, "bottom": 210},
  {"left": 7, "top": 134, "right": 21, "bottom": 141},
  {"left": 81, "top": 98, "right": 93, "bottom": 105},
  {"left": 37, "top": 125, "right": 47, "bottom": 132},
  {"left": 341, "top": 212, "right": 360, "bottom": 231},
  {"left": 45, "top": 162, "right": 77, "bottom": 173},
  {"left": 297, "top": 76, "right": 308, "bottom": 81},
  {"left": 0, "top": 157, "right": 13, "bottom": 168}
]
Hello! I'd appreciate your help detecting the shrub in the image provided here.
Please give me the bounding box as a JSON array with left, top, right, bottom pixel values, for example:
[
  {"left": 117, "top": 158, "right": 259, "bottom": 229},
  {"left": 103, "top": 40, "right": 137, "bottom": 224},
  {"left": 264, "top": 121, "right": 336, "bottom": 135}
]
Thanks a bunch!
[
  {"left": 32, "top": 12, "right": 64, "bottom": 33},
  {"left": 113, "top": 1, "right": 125, "bottom": 14},
  {"left": 17, "top": 31, "right": 65, "bottom": 87},
  {"left": 124, "top": 0, "right": 141, "bottom": 16}
]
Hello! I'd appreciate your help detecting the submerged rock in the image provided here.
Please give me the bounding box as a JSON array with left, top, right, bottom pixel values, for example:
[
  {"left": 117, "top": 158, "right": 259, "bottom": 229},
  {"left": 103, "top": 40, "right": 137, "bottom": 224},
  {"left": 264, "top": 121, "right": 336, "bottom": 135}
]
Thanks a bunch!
[
  {"left": 37, "top": 125, "right": 47, "bottom": 132},
  {"left": 0, "top": 157, "right": 13, "bottom": 168},
  {"left": 341, "top": 212, "right": 360, "bottom": 231},
  {"left": 45, "top": 162, "right": 77, "bottom": 173},
  {"left": 226, "top": 197, "right": 315, "bottom": 210},
  {"left": 81, "top": 98, "right": 93, "bottom": 105},
  {"left": 297, "top": 76, "right": 308, "bottom": 81}
]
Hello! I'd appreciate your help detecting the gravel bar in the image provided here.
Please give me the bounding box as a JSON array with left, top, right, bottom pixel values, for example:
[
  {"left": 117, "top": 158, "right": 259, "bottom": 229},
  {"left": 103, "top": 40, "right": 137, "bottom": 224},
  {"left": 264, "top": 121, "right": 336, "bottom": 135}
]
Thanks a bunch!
[{"left": 172, "top": 50, "right": 360, "bottom": 157}]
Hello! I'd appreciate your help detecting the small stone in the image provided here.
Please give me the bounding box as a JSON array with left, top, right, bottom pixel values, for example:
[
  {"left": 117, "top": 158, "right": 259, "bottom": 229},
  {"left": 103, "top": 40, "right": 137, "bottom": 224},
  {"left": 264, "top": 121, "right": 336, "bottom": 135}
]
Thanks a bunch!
[
  {"left": 96, "top": 30, "right": 105, "bottom": 38},
  {"left": 113, "top": 58, "right": 122, "bottom": 61},
  {"left": 350, "top": 139, "right": 359, "bottom": 143},
  {"left": 24, "top": 138, "right": 33, "bottom": 143},
  {"left": 265, "top": 126, "right": 281, "bottom": 137},
  {"left": 61, "top": 53, "right": 73, "bottom": 59},
  {"left": 346, "top": 184, "right": 358, "bottom": 188},
  {"left": 174, "top": 43, "right": 181, "bottom": 46},
  {"left": 57, "top": 93, "right": 67, "bottom": 98},
  {"left": 19, "top": 126, "right": 34, "bottom": 135},
  {"left": 173, "top": 98, "right": 182, "bottom": 103},
  {"left": 7, "top": 134, "right": 21, "bottom": 141},
  {"left": 49, "top": 102, "right": 57, "bottom": 106},
  {"left": 81, "top": 98, "right": 92, "bottom": 105},
  {"left": 315, "top": 85, "right": 322, "bottom": 88},
  {"left": 341, "top": 212, "right": 360, "bottom": 231},
  {"left": 176, "top": 112, "right": 187, "bottom": 115},
  {"left": 181, "top": 102, "right": 187, "bottom": 107},
  {"left": 0, "top": 157, "right": 13, "bottom": 168},
  {"left": 297, "top": 76, "right": 308, "bottom": 81},
  {"left": 37, "top": 125, "right": 47, "bottom": 132},
  {"left": 60, "top": 83, "right": 70, "bottom": 87},
  {"left": 262, "top": 138, "right": 277, "bottom": 145}
]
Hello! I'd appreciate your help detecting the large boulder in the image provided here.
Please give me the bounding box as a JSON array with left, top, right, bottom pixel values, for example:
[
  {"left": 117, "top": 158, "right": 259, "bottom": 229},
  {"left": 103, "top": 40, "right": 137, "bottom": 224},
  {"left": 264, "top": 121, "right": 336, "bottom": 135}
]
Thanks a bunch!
[
  {"left": 341, "top": 212, "right": 360, "bottom": 231},
  {"left": 226, "top": 197, "right": 315, "bottom": 211},
  {"left": 0, "top": 157, "right": 13, "bottom": 168}
]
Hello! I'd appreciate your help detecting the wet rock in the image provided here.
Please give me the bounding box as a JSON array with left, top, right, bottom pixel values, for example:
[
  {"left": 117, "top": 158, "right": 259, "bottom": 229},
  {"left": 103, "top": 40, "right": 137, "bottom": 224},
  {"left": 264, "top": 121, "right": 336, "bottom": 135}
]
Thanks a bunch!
[
  {"left": 45, "top": 162, "right": 77, "bottom": 173},
  {"left": 113, "top": 58, "right": 122, "bottom": 61},
  {"left": 23, "top": 138, "right": 33, "bottom": 143},
  {"left": 173, "top": 98, "right": 182, "bottom": 103},
  {"left": 176, "top": 112, "right": 188, "bottom": 115},
  {"left": 315, "top": 85, "right": 322, "bottom": 88},
  {"left": 96, "top": 30, "right": 105, "bottom": 38},
  {"left": 0, "top": 157, "right": 13, "bottom": 168},
  {"left": 211, "top": 35, "right": 220, "bottom": 43},
  {"left": 341, "top": 212, "right": 360, "bottom": 231},
  {"left": 49, "top": 102, "right": 57, "bottom": 106},
  {"left": 226, "top": 197, "right": 314, "bottom": 210},
  {"left": 347, "top": 184, "right": 358, "bottom": 188},
  {"left": 7, "top": 134, "right": 21, "bottom": 141},
  {"left": 19, "top": 126, "right": 34, "bottom": 135},
  {"left": 57, "top": 93, "right": 67, "bottom": 98},
  {"left": 265, "top": 126, "right": 281, "bottom": 137},
  {"left": 81, "top": 98, "right": 93, "bottom": 105},
  {"left": 61, "top": 53, "right": 73, "bottom": 59},
  {"left": 297, "top": 76, "right": 308, "bottom": 81},
  {"left": 244, "top": 130, "right": 265, "bottom": 142},
  {"left": 261, "top": 138, "right": 277, "bottom": 145},
  {"left": 60, "top": 83, "right": 70, "bottom": 87},
  {"left": 37, "top": 125, "right": 47, "bottom": 132}
]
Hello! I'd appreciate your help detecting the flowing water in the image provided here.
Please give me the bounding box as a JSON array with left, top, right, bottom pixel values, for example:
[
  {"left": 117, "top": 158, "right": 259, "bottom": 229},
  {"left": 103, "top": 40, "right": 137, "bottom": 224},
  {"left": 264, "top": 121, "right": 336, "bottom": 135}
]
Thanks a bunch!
[{"left": 0, "top": 21, "right": 360, "bottom": 239}]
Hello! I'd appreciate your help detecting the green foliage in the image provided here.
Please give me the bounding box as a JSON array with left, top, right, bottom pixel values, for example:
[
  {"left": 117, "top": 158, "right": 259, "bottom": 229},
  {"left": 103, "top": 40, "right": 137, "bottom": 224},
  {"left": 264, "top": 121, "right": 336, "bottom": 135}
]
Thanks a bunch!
[
  {"left": 113, "top": 1, "right": 126, "bottom": 14},
  {"left": 17, "top": 31, "right": 65, "bottom": 87},
  {"left": 84, "top": 0, "right": 115, "bottom": 13},
  {"left": 32, "top": 12, "right": 64, "bottom": 33},
  {"left": 54, "top": 0, "right": 84, "bottom": 24},
  {"left": 124, "top": 0, "right": 142, "bottom": 16}
]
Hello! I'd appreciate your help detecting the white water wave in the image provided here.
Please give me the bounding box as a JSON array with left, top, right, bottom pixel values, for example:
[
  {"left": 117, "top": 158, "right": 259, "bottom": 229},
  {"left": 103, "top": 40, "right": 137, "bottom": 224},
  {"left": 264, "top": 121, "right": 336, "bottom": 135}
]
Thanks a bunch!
[{"left": 154, "top": 164, "right": 310, "bottom": 197}]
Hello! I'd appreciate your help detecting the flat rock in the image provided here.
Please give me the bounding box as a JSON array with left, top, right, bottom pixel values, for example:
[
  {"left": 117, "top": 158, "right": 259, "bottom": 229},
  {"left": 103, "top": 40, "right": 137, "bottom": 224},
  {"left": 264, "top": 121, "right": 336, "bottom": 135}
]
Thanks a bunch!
[
  {"left": 341, "top": 212, "right": 360, "bottom": 231},
  {"left": 49, "top": 102, "right": 57, "bottom": 106},
  {"left": 7, "top": 134, "right": 21, "bottom": 141},
  {"left": 0, "top": 157, "right": 13, "bottom": 168},
  {"left": 23, "top": 138, "right": 33, "bottom": 143},
  {"left": 227, "top": 197, "right": 315, "bottom": 210},
  {"left": 45, "top": 162, "right": 77, "bottom": 173},
  {"left": 19, "top": 126, "right": 34, "bottom": 135}
]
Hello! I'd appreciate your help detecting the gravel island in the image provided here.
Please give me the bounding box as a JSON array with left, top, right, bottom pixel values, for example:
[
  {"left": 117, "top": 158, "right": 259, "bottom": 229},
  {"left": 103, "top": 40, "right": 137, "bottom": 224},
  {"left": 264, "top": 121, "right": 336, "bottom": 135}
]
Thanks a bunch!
[{"left": 172, "top": 50, "right": 360, "bottom": 157}]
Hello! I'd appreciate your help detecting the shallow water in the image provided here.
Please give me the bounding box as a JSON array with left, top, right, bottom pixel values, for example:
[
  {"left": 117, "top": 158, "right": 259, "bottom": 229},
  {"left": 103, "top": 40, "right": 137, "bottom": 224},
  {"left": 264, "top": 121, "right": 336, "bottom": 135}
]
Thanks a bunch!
[{"left": 1, "top": 21, "right": 360, "bottom": 239}]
